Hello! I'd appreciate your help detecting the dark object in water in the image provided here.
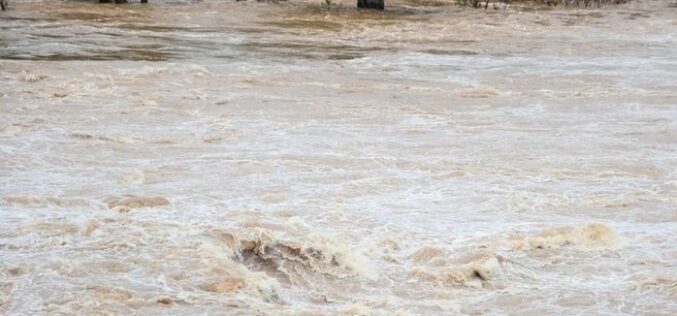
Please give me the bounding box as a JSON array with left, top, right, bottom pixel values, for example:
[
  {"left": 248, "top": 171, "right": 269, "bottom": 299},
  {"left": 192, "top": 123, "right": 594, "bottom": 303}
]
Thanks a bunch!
[
  {"left": 358, "top": 0, "right": 384, "bottom": 9},
  {"left": 98, "top": 0, "right": 148, "bottom": 3},
  {"left": 1, "top": 0, "right": 7, "bottom": 11}
]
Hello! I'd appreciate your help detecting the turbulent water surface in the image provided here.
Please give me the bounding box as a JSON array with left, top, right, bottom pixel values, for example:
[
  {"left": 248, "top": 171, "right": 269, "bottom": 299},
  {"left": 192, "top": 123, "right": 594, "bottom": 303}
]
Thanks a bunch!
[{"left": 1, "top": 0, "right": 676, "bottom": 314}]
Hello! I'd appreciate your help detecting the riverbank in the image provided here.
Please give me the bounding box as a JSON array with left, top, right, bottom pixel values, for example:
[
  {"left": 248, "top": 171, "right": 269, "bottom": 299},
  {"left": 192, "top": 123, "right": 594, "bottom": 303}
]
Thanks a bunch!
[{"left": 455, "top": 0, "right": 631, "bottom": 8}]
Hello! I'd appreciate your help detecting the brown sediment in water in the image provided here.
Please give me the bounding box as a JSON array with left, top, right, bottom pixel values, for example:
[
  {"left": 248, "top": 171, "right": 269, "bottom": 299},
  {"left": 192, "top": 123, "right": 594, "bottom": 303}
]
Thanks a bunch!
[
  {"left": 2, "top": 196, "right": 92, "bottom": 208},
  {"left": 0, "top": 0, "right": 675, "bottom": 314},
  {"left": 105, "top": 195, "right": 170, "bottom": 212},
  {"left": 510, "top": 224, "right": 620, "bottom": 251},
  {"left": 409, "top": 248, "right": 506, "bottom": 287}
]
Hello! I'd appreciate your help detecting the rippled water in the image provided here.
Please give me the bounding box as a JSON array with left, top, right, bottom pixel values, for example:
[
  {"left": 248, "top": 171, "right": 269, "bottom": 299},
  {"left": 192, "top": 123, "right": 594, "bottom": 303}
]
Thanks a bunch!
[{"left": 1, "top": 0, "right": 676, "bottom": 315}]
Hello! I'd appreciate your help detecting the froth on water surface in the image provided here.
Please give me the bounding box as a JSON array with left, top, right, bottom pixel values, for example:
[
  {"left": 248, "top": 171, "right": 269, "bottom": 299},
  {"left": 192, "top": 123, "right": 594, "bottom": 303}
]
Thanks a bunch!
[{"left": 1, "top": 0, "right": 676, "bottom": 315}]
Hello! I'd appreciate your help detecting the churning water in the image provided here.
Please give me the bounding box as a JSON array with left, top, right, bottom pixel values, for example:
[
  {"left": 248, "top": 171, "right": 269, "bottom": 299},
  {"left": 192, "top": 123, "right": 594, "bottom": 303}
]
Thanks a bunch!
[{"left": 1, "top": 0, "right": 676, "bottom": 314}]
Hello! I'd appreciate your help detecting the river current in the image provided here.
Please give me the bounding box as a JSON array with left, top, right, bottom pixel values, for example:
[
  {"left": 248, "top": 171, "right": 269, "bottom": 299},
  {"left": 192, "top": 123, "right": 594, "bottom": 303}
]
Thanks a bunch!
[{"left": 1, "top": 0, "right": 676, "bottom": 315}]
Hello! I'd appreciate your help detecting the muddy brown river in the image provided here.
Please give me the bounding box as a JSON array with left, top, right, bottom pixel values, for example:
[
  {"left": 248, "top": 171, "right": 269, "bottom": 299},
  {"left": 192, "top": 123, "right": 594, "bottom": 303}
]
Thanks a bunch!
[{"left": 1, "top": 0, "right": 676, "bottom": 315}]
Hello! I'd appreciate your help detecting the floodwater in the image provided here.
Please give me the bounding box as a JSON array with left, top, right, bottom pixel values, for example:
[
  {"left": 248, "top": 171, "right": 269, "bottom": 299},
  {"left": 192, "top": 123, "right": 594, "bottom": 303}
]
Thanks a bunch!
[{"left": 1, "top": 0, "right": 676, "bottom": 314}]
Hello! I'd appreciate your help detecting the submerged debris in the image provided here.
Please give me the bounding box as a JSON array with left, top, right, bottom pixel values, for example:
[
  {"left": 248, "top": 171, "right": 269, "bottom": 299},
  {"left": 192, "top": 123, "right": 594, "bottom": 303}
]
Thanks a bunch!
[{"left": 409, "top": 249, "right": 506, "bottom": 288}]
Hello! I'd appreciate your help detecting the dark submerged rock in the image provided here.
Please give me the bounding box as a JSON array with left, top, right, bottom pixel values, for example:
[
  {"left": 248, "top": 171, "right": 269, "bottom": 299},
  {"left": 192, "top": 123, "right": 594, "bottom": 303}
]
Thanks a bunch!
[{"left": 358, "top": 0, "right": 385, "bottom": 10}]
